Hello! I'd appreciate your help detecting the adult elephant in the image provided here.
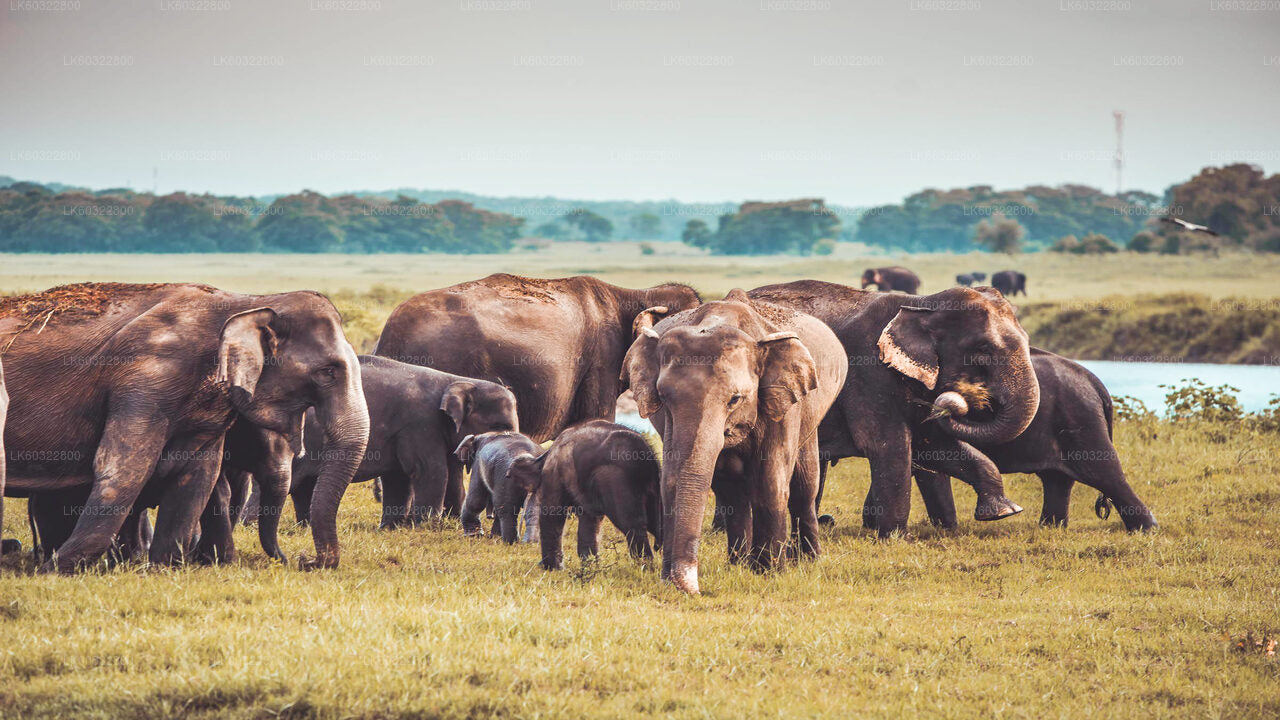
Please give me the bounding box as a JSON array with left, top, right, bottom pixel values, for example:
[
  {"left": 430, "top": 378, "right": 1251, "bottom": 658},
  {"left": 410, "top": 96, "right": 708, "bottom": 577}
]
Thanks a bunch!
[
  {"left": 860, "top": 266, "right": 921, "bottom": 294},
  {"left": 748, "top": 280, "right": 1037, "bottom": 536},
  {"left": 0, "top": 282, "right": 369, "bottom": 573},
  {"left": 374, "top": 273, "right": 701, "bottom": 513},
  {"left": 911, "top": 349, "right": 1156, "bottom": 531},
  {"left": 991, "top": 271, "right": 1026, "bottom": 297},
  {"left": 0, "top": 359, "right": 10, "bottom": 556},
  {"left": 621, "top": 289, "right": 847, "bottom": 595}
]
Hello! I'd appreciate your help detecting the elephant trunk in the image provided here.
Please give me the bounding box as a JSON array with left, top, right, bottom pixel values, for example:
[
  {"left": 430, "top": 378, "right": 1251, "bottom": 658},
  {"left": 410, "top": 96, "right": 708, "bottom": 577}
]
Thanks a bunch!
[
  {"left": 662, "top": 419, "right": 724, "bottom": 595},
  {"left": 938, "top": 350, "right": 1040, "bottom": 446},
  {"left": 305, "top": 389, "right": 370, "bottom": 569}
]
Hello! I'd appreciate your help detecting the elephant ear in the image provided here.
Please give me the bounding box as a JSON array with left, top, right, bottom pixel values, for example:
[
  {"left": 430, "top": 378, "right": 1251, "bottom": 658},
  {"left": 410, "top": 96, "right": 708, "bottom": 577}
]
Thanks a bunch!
[
  {"left": 621, "top": 331, "right": 662, "bottom": 418},
  {"left": 757, "top": 331, "right": 818, "bottom": 421},
  {"left": 878, "top": 306, "right": 938, "bottom": 390},
  {"left": 440, "top": 381, "right": 475, "bottom": 434},
  {"left": 454, "top": 434, "right": 477, "bottom": 471},
  {"left": 506, "top": 452, "right": 545, "bottom": 494},
  {"left": 630, "top": 305, "right": 669, "bottom": 339},
  {"left": 216, "top": 308, "right": 278, "bottom": 409}
]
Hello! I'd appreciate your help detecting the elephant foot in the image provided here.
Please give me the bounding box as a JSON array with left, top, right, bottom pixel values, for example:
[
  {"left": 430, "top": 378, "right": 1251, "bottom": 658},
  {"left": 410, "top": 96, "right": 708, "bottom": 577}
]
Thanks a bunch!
[
  {"left": 297, "top": 554, "right": 338, "bottom": 571},
  {"left": 817, "top": 514, "right": 835, "bottom": 528},
  {"left": 974, "top": 495, "right": 1023, "bottom": 522},
  {"left": 1, "top": 538, "right": 22, "bottom": 555}
]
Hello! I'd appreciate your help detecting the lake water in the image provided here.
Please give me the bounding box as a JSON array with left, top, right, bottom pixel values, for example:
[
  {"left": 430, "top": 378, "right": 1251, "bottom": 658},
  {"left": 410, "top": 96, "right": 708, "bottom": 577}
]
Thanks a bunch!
[{"left": 613, "top": 360, "right": 1280, "bottom": 433}]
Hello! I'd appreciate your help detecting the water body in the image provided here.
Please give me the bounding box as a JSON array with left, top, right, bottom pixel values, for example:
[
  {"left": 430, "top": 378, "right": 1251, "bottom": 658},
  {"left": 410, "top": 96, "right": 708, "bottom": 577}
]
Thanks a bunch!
[{"left": 614, "top": 361, "right": 1280, "bottom": 432}]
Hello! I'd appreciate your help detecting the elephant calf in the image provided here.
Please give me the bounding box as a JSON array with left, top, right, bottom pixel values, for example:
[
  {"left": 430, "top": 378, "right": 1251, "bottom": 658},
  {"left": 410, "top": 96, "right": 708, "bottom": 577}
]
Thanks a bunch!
[
  {"left": 505, "top": 420, "right": 662, "bottom": 570},
  {"left": 455, "top": 431, "right": 543, "bottom": 542}
]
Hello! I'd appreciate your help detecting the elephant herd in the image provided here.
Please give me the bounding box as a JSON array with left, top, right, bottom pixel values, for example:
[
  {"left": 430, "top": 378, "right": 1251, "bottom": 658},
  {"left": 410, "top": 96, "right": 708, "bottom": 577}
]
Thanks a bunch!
[
  {"left": 0, "top": 273, "right": 1153, "bottom": 594},
  {"left": 861, "top": 266, "right": 1029, "bottom": 298}
]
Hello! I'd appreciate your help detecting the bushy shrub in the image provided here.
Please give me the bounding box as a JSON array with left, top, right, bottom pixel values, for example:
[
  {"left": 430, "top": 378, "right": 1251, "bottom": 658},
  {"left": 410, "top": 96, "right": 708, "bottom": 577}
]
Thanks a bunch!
[{"left": 813, "top": 237, "right": 838, "bottom": 256}]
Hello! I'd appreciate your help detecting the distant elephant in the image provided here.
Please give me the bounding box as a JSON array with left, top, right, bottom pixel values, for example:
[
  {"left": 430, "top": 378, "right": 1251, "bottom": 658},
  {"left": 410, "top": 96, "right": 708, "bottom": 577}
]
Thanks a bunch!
[
  {"left": 955, "top": 272, "right": 987, "bottom": 287},
  {"left": 622, "top": 290, "right": 848, "bottom": 594},
  {"left": 1, "top": 282, "right": 368, "bottom": 573},
  {"left": 860, "top": 266, "right": 921, "bottom": 294},
  {"left": 288, "top": 355, "right": 520, "bottom": 530},
  {"left": 455, "top": 431, "right": 543, "bottom": 543},
  {"left": 373, "top": 273, "right": 701, "bottom": 515},
  {"left": 991, "top": 271, "right": 1026, "bottom": 297},
  {"left": 911, "top": 349, "right": 1156, "bottom": 531},
  {"left": 748, "top": 280, "right": 1036, "bottom": 536},
  {"left": 505, "top": 420, "right": 662, "bottom": 569}
]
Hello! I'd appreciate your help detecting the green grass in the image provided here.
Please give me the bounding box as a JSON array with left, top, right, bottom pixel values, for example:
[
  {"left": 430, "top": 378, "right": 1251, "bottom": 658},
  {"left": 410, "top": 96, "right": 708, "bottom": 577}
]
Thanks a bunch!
[{"left": 2, "top": 420, "right": 1278, "bottom": 718}]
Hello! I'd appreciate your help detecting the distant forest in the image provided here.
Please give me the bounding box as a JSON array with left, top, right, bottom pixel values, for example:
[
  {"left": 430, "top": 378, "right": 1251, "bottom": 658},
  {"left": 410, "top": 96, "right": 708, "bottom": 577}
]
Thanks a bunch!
[{"left": 1, "top": 164, "right": 1275, "bottom": 254}]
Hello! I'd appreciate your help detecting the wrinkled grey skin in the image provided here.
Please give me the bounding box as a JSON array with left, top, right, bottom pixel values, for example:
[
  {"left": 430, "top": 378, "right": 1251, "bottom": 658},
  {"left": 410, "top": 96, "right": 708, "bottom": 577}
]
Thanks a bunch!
[
  {"left": 287, "top": 356, "right": 520, "bottom": 530},
  {"left": 911, "top": 349, "right": 1156, "bottom": 531},
  {"left": 991, "top": 271, "right": 1027, "bottom": 297},
  {"left": 455, "top": 431, "right": 543, "bottom": 543},
  {"left": 505, "top": 420, "right": 662, "bottom": 570},
  {"left": 860, "top": 266, "right": 921, "bottom": 294},
  {"left": 622, "top": 289, "right": 847, "bottom": 595},
  {"left": 373, "top": 274, "right": 700, "bottom": 517},
  {"left": 748, "top": 280, "right": 1038, "bottom": 536},
  {"left": 2, "top": 283, "right": 368, "bottom": 573}
]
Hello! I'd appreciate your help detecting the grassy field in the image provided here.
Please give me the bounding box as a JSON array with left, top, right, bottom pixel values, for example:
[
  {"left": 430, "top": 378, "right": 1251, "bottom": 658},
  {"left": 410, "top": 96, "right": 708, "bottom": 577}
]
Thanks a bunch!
[
  {"left": 1, "top": 249, "right": 1278, "bottom": 718},
  {"left": 1, "top": 419, "right": 1278, "bottom": 718}
]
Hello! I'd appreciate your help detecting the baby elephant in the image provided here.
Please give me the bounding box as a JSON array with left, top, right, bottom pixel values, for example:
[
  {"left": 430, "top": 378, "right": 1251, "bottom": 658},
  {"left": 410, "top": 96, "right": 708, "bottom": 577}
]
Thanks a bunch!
[
  {"left": 506, "top": 420, "right": 662, "bottom": 570},
  {"left": 455, "top": 431, "right": 543, "bottom": 543}
]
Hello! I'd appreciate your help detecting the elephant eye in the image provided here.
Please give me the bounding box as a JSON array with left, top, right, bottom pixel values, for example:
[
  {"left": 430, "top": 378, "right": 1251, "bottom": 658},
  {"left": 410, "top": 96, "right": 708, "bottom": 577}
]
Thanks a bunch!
[
  {"left": 313, "top": 366, "right": 338, "bottom": 382},
  {"left": 728, "top": 394, "right": 744, "bottom": 408}
]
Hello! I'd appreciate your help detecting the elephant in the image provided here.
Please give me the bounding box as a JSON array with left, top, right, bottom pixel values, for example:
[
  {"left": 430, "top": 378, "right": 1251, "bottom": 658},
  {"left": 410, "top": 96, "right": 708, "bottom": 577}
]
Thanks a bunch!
[
  {"left": 955, "top": 272, "right": 987, "bottom": 287},
  {"left": 860, "top": 266, "right": 921, "bottom": 294},
  {"left": 373, "top": 274, "right": 701, "bottom": 517},
  {"left": 505, "top": 419, "right": 662, "bottom": 570},
  {"left": 991, "top": 271, "right": 1027, "bottom": 297},
  {"left": 0, "top": 282, "right": 369, "bottom": 573},
  {"left": 747, "top": 279, "right": 1037, "bottom": 536},
  {"left": 621, "top": 289, "right": 848, "bottom": 594},
  {"left": 0, "top": 358, "right": 8, "bottom": 556},
  {"left": 454, "top": 431, "right": 543, "bottom": 543},
  {"left": 286, "top": 355, "right": 520, "bottom": 530},
  {"left": 909, "top": 349, "right": 1156, "bottom": 531}
]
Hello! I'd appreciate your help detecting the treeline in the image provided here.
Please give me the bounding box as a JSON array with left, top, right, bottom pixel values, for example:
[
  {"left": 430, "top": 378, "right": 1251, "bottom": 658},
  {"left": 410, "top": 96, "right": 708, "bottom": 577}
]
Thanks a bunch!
[
  {"left": 680, "top": 199, "right": 840, "bottom": 255},
  {"left": 0, "top": 184, "right": 523, "bottom": 253}
]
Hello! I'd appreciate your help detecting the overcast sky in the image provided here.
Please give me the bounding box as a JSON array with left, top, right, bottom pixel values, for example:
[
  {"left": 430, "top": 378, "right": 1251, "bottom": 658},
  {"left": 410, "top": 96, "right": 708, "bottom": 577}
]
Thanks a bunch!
[{"left": 2, "top": 0, "right": 1277, "bottom": 205}]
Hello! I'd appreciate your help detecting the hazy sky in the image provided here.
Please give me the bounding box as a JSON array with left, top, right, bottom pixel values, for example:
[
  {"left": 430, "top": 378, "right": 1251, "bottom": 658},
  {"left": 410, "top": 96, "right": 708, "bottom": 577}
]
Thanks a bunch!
[{"left": 2, "top": 0, "right": 1278, "bottom": 205}]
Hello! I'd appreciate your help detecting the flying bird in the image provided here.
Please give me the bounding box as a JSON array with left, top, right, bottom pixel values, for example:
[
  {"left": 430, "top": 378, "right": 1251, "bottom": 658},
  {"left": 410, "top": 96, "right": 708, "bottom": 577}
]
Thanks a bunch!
[{"left": 1161, "top": 217, "right": 1218, "bottom": 236}]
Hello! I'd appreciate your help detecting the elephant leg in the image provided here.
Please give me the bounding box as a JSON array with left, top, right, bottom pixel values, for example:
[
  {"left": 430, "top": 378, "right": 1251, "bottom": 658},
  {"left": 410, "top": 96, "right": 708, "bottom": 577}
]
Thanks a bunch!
[
  {"left": 521, "top": 489, "right": 541, "bottom": 543},
  {"left": 576, "top": 513, "right": 603, "bottom": 561},
  {"left": 914, "top": 470, "right": 959, "bottom": 529},
  {"left": 110, "top": 504, "right": 151, "bottom": 565},
  {"left": 914, "top": 435, "right": 1021, "bottom": 522},
  {"left": 30, "top": 486, "right": 89, "bottom": 562},
  {"left": 1038, "top": 471, "right": 1074, "bottom": 527},
  {"left": 712, "top": 468, "right": 752, "bottom": 566},
  {"left": 749, "top": 426, "right": 800, "bottom": 571},
  {"left": 788, "top": 438, "right": 821, "bottom": 560},
  {"left": 371, "top": 477, "right": 382, "bottom": 503},
  {"left": 711, "top": 500, "right": 729, "bottom": 533},
  {"left": 865, "top": 425, "right": 913, "bottom": 538},
  {"left": 378, "top": 470, "right": 412, "bottom": 529},
  {"left": 1064, "top": 436, "right": 1157, "bottom": 531},
  {"left": 46, "top": 413, "right": 169, "bottom": 573},
  {"left": 496, "top": 485, "right": 527, "bottom": 545},
  {"left": 254, "top": 452, "right": 292, "bottom": 564},
  {"left": 194, "top": 472, "right": 235, "bottom": 564},
  {"left": 399, "top": 434, "right": 449, "bottom": 525},
  {"left": 226, "top": 470, "right": 251, "bottom": 526},
  {"left": 460, "top": 470, "right": 491, "bottom": 537},
  {"left": 442, "top": 460, "right": 465, "bottom": 518},
  {"left": 290, "top": 475, "right": 316, "bottom": 526},
  {"left": 538, "top": 500, "right": 567, "bottom": 570},
  {"left": 152, "top": 436, "right": 225, "bottom": 566},
  {"left": 242, "top": 475, "right": 262, "bottom": 525}
]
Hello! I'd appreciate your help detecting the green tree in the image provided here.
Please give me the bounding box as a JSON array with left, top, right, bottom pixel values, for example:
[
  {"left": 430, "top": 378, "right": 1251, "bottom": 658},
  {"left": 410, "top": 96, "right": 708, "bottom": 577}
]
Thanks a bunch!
[
  {"left": 681, "top": 219, "right": 713, "bottom": 249},
  {"left": 564, "top": 209, "right": 613, "bottom": 242},
  {"left": 973, "top": 212, "right": 1025, "bottom": 254},
  {"left": 628, "top": 212, "right": 661, "bottom": 239}
]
